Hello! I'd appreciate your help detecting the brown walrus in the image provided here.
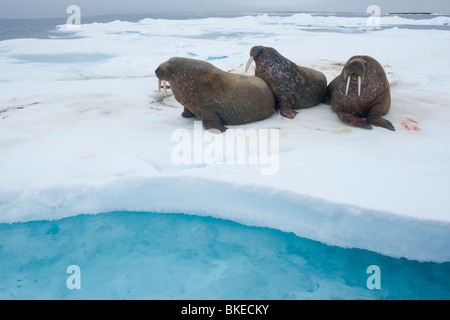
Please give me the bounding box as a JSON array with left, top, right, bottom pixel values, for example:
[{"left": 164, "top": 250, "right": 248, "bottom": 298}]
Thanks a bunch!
[
  {"left": 155, "top": 57, "right": 276, "bottom": 133},
  {"left": 245, "top": 46, "right": 327, "bottom": 119},
  {"left": 326, "top": 55, "right": 395, "bottom": 131}
]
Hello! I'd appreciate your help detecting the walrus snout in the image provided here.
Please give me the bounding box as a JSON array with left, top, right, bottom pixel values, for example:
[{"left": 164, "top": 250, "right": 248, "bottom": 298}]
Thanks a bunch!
[
  {"left": 344, "top": 59, "right": 367, "bottom": 96},
  {"left": 245, "top": 45, "right": 268, "bottom": 73}
]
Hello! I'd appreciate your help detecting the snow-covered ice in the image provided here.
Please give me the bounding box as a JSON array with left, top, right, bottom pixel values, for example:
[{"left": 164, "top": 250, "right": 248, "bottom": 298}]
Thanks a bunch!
[{"left": 1, "top": 13, "right": 450, "bottom": 265}]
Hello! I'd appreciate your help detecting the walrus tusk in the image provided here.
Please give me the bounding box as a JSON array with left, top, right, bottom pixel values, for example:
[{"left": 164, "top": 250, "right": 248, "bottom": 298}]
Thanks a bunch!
[
  {"left": 245, "top": 56, "right": 254, "bottom": 73},
  {"left": 345, "top": 76, "right": 351, "bottom": 96},
  {"left": 158, "top": 79, "right": 168, "bottom": 97},
  {"left": 358, "top": 76, "right": 362, "bottom": 96}
]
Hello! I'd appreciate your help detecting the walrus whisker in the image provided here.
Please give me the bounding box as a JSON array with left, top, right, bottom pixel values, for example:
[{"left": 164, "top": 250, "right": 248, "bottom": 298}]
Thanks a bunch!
[
  {"left": 245, "top": 56, "right": 254, "bottom": 73},
  {"left": 358, "top": 76, "right": 362, "bottom": 96},
  {"left": 345, "top": 76, "right": 351, "bottom": 96}
]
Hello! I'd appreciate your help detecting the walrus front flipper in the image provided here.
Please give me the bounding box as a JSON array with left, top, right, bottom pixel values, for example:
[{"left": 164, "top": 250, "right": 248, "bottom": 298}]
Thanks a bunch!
[
  {"left": 280, "top": 107, "right": 298, "bottom": 119},
  {"left": 278, "top": 100, "right": 298, "bottom": 119},
  {"left": 367, "top": 116, "right": 396, "bottom": 131},
  {"left": 200, "top": 106, "right": 227, "bottom": 133},
  {"left": 336, "top": 111, "right": 373, "bottom": 130}
]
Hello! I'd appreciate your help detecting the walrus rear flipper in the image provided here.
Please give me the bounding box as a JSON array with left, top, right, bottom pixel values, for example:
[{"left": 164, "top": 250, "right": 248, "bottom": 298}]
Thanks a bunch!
[
  {"left": 367, "top": 116, "right": 396, "bottom": 131},
  {"left": 366, "top": 98, "right": 395, "bottom": 131}
]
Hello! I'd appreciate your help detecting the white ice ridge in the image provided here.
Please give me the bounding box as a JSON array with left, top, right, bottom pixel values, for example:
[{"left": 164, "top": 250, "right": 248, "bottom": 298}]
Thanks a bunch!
[
  {"left": 55, "top": 13, "right": 450, "bottom": 37},
  {"left": 1, "top": 175, "right": 449, "bottom": 263}
]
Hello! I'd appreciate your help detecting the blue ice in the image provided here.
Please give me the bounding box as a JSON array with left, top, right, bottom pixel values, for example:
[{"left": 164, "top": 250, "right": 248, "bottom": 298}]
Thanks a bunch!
[
  {"left": 0, "top": 212, "right": 449, "bottom": 300},
  {"left": 206, "top": 56, "right": 228, "bottom": 61}
]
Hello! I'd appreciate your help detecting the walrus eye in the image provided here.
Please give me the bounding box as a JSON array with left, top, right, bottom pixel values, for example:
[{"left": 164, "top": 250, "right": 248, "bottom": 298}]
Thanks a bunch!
[{"left": 245, "top": 56, "right": 254, "bottom": 73}]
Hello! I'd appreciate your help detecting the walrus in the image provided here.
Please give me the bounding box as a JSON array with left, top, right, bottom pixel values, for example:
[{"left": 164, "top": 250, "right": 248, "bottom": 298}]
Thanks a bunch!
[
  {"left": 326, "top": 55, "right": 395, "bottom": 131},
  {"left": 245, "top": 46, "right": 327, "bottom": 119},
  {"left": 155, "top": 57, "right": 275, "bottom": 133}
]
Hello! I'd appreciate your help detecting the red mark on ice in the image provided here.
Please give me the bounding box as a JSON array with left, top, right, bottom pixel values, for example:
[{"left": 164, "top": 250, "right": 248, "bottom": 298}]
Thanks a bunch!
[{"left": 401, "top": 118, "right": 421, "bottom": 131}]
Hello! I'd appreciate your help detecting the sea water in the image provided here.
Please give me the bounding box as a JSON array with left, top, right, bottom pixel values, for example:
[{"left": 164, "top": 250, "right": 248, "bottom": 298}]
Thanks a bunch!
[
  {"left": 1, "top": 12, "right": 449, "bottom": 41},
  {"left": 0, "top": 211, "right": 449, "bottom": 300}
]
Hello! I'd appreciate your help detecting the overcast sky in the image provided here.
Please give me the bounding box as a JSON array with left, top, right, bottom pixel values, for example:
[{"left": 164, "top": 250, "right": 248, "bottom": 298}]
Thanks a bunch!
[{"left": 1, "top": 0, "right": 450, "bottom": 19}]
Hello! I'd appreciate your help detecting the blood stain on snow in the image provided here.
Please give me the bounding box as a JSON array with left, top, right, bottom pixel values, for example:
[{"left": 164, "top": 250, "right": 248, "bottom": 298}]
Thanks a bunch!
[{"left": 401, "top": 118, "right": 421, "bottom": 131}]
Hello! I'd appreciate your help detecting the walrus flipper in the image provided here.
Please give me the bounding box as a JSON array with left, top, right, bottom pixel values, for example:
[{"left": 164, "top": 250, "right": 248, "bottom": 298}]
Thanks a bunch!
[
  {"left": 278, "top": 100, "right": 298, "bottom": 119},
  {"left": 280, "top": 107, "right": 298, "bottom": 119},
  {"left": 336, "top": 111, "right": 373, "bottom": 130},
  {"left": 366, "top": 101, "right": 396, "bottom": 131},
  {"left": 200, "top": 106, "right": 227, "bottom": 133},
  {"left": 367, "top": 117, "right": 395, "bottom": 131}
]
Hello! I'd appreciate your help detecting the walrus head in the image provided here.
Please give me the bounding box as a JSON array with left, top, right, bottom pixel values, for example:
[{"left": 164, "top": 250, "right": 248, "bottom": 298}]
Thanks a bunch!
[
  {"left": 343, "top": 58, "right": 367, "bottom": 96},
  {"left": 155, "top": 61, "right": 171, "bottom": 97},
  {"left": 245, "top": 45, "right": 270, "bottom": 73}
]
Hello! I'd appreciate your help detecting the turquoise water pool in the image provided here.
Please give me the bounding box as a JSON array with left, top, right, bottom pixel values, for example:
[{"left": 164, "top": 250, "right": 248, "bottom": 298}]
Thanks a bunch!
[{"left": 0, "top": 211, "right": 449, "bottom": 299}]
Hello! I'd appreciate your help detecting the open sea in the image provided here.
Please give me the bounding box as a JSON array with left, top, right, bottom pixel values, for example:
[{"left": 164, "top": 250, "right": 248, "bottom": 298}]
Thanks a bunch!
[{"left": 1, "top": 12, "right": 449, "bottom": 41}]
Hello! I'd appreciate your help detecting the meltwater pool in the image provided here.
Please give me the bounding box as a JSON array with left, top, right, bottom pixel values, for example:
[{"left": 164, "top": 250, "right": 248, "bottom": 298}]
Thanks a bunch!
[{"left": 0, "top": 211, "right": 449, "bottom": 300}]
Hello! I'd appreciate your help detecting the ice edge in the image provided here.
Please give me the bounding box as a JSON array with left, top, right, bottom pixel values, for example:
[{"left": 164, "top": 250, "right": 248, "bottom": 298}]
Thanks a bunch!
[{"left": 1, "top": 175, "right": 449, "bottom": 263}]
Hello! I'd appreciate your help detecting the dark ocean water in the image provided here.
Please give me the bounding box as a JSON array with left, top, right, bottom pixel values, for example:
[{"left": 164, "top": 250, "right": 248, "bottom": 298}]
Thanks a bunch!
[{"left": 1, "top": 12, "right": 449, "bottom": 41}]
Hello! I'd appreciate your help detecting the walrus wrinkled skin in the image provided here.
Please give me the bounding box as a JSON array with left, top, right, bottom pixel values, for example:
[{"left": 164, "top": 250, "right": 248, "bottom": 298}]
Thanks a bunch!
[
  {"left": 245, "top": 46, "right": 327, "bottom": 119},
  {"left": 326, "top": 55, "right": 395, "bottom": 131},
  {"left": 155, "top": 57, "right": 275, "bottom": 133}
]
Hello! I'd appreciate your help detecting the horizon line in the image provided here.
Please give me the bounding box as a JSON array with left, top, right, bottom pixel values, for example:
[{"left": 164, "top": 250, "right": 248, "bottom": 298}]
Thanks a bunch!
[{"left": 1, "top": 10, "right": 448, "bottom": 20}]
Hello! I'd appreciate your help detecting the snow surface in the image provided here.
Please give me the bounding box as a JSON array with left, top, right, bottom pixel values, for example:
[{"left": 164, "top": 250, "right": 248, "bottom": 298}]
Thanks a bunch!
[{"left": 1, "top": 14, "right": 450, "bottom": 262}]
